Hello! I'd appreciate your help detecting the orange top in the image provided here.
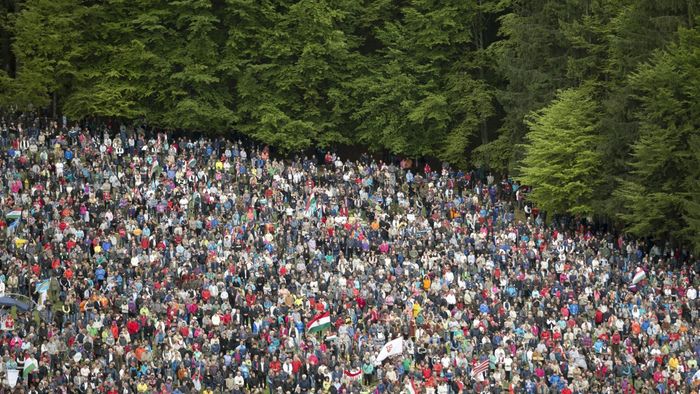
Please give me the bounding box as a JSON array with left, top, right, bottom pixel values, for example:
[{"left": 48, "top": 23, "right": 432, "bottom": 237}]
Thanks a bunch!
[{"left": 135, "top": 347, "right": 146, "bottom": 361}]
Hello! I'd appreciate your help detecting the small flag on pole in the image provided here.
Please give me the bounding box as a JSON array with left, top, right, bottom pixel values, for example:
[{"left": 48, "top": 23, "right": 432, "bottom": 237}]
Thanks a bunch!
[
  {"left": 632, "top": 268, "right": 647, "bottom": 285},
  {"left": 325, "top": 334, "right": 338, "bottom": 342},
  {"left": 471, "top": 359, "right": 489, "bottom": 378},
  {"left": 22, "top": 358, "right": 37, "bottom": 379},
  {"left": 306, "top": 311, "right": 331, "bottom": 334},
  {"left": 5, "top": 210, "right": 21, "bottom": 220},
  {"left": 35, "top": 280, "right": 50, "bottom": 294},
  {"left": 344, "top": 369, "right": 362, "bottom": 382},
  {"left": 305, "top": 193, "right": 317, "bottom": 218}
]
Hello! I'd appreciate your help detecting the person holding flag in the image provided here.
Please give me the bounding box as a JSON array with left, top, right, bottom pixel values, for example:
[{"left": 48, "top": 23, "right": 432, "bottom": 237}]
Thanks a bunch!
[
  {"left": 632, "top": 267, "right": 647, "bottom": 285},
  {"left": 471, "top": 358, "right": 490, "bottom": 381},
  {"left": 34, "top": 279, "right": 51, "bottom": 308},
  {"left": 307, "top": 310, "right": 331, "bottom": 334},
  {"left": 403, "top": 376, "right": 418, "bottom": 394},
  {"left": 22, "top": 352, "right": 38, "bottom": 384},
  {"left": 305, "top": 191, "right": 317, "bottom": 219},
  {"left": 5, "top": 356, "right": 18, "bottom": 389},
  {"left": 5, "top": 209, "right": 21, "bottom": 221},
  {"left": 374, "top": 337, "right": 404, "bottom": 366}
]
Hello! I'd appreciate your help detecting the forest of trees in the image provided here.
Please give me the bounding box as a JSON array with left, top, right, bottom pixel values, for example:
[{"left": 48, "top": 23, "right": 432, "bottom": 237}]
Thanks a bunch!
[{"left": 0, "top": 0, "right": 698, "bottom": 250}]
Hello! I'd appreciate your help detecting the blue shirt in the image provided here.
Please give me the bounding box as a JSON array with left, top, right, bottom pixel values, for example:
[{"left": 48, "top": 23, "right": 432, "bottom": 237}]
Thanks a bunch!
[
  {"left": 568, "top": 303, "right": 579, "bottom": 315},
  {"left": 594, "top": 340, "right": 604, "bottom": 353}
]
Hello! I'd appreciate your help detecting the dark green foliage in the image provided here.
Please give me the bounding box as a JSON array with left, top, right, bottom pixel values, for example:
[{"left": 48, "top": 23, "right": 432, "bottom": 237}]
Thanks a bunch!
[
  {"left": 2, "top": 0, "right": 700, "bottom": 249},
  {"left": 483, "top": 0, "right": 580, "bottom": 172},
  {"left": 615, "top": 24, "right": 700, "bottom": 249},
  {"left": 223, "top": 0, "right": 361, "bottom": 150},
  {"left": 351, "top": 0, "right": 494, "bottom": 167},
  {"left": 6, "top": 0, "right": 86, "bottom": 109}
]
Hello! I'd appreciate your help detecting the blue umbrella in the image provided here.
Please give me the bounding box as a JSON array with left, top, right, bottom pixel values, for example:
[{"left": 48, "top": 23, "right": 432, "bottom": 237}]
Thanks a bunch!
[{"left": 0, "top": 297, "right": 32, "bottom": 312}]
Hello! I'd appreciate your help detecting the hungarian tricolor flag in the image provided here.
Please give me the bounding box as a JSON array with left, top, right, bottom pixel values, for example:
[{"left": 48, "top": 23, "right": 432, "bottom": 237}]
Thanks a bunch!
[
  {"left": 632, "top": 268, "right": 646, "bottom": 285},
  {"left": 344, "top": 369, "right": 362, "bottom": 382},
  {"left": 5, "top": 210, "right": 21, "bottom": 220},
  {"left": 307, "top": 311, "right": 331, "bottom": 334},
  {"left": 22, "top": 358, "right": 37, "bottom": 379},
  {"left": 304, "top": 193, "right": 317, "bottom": 218}
]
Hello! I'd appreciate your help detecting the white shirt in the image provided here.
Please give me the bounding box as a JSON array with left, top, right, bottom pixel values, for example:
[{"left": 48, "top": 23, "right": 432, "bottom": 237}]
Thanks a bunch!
[
  {"left": 444, "top": 271, "right": 454, "bottom": 284},
  {"left": 494, "top": 347, "right": 505, "bottom": 362},
  {"left": 504, "top": 356, "right": 513, "bottom": 371}
]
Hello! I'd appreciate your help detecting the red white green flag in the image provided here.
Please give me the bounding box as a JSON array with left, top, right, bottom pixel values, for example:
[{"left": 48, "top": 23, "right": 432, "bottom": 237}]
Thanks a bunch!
[{"left": 307, "top": 311, "right": 331, "bottom": 333}]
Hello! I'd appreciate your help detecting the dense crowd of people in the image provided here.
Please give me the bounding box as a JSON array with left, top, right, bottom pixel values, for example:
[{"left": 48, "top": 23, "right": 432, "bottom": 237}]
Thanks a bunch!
[{"left": 0, "top": 118, "right": 698, "bottom": 394}]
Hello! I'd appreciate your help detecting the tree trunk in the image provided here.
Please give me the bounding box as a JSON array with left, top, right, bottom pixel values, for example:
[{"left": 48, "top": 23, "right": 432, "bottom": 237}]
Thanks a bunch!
[{"left": 476, "top": 0, "right": 488, "bottom": 146}]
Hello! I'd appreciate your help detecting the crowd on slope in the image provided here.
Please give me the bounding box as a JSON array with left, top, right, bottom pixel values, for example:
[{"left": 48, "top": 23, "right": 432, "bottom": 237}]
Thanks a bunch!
[{"left": 0, "top": 119, "right": 698, "bottom": 394}]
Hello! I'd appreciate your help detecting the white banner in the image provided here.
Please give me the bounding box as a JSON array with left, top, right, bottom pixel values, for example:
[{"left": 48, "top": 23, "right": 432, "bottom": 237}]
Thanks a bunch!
[
  {"left": 374, "top": 337, "right": 403, "bottom": 365},
  {"left": 7, "top": 368, "right": 18, "bottom": 388}
]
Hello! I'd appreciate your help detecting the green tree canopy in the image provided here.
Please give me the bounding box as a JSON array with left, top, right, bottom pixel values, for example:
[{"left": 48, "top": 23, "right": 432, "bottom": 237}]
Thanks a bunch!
[
  {"left": 352, "top": 0, "right": 494, "bottom": 167},
  {"left": 518, "top": 85, "right": 603, "bottom": 215},
  {"left": 2, "top": 0, "right": 700, "bottom": 251},
  {"left": 615, "top": 23, "right": 700, "bottom": 249}
]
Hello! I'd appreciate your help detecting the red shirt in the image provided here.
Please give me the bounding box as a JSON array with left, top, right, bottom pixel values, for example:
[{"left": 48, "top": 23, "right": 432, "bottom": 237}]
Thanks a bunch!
[
  {"left": 126, "top": 320, "right": 140, "bottom": 335},
  {"left": 179, "top": 326, "right": 189, "bottom": 337},
  {"left": 308, "top": 354, "right": 318, "bottom": 365},
  {"left": 541, "top": 331, "right": 550, "bottom": 341},
  {"left": 612, "top": 332, "right": 621, "bottom": 345},
  {"left": 270, "top": 360, "right": 282, "bottom": 373},
  {"left": 595, "top": 310, "right": 603, "bottom": 324},
  {"left": 246, "top": 294, "right": 256, "bottom": 306}
]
